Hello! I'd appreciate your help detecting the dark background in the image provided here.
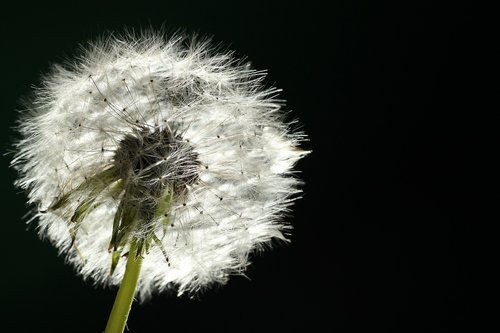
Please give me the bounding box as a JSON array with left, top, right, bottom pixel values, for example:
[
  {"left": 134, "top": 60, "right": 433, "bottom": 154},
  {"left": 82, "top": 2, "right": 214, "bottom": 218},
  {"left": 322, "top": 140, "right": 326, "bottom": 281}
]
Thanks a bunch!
[{"left": 0, "top": 1, "right": 480, "bottom": 332}]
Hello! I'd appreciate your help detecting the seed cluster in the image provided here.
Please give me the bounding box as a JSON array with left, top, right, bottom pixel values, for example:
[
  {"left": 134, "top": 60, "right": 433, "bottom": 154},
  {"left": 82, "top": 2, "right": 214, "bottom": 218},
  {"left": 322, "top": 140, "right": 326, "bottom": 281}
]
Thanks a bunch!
[{"left": 12, "top": 33, "right": 308, "bottom": 297}]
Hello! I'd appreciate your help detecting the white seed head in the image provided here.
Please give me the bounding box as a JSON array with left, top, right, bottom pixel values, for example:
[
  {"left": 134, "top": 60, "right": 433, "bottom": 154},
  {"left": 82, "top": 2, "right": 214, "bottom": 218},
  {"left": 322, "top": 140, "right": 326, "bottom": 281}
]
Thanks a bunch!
[{"left": 12, "top": 31, "right": 309, "bottom": 298}]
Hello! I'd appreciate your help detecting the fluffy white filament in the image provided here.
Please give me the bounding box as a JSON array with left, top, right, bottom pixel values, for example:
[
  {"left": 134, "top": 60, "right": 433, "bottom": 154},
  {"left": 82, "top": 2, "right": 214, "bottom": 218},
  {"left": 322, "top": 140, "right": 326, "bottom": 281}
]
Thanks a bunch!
[{"left": 12, "top": 32, "right": 308, "bottom": 298}]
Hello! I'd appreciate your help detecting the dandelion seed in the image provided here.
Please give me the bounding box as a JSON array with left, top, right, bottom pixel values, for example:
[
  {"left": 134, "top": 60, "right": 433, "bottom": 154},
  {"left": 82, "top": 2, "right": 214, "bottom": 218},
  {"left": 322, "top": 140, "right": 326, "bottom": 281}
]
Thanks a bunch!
[{"left": 11, "top": 31, "right": 308, "bottom": 303}]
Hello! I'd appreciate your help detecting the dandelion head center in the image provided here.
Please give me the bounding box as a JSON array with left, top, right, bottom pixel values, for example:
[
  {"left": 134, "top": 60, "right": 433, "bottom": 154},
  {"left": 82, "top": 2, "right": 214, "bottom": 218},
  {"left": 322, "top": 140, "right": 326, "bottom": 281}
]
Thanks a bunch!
[{"left": 113, "top": 126, "right": 200, "bottom": 194}]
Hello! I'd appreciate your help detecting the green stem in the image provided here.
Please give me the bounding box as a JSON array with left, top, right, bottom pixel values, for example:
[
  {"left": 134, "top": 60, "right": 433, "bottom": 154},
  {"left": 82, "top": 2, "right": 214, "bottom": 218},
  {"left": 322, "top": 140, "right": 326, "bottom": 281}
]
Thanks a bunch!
[{"left": 105, "top": 241, "right": 143, "bottom": 333}]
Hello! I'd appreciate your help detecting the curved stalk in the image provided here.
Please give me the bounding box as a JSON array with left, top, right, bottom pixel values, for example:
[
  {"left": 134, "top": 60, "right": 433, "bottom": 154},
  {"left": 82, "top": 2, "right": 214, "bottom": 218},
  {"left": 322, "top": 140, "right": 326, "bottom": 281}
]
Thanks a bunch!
[{"left": 104, "top": 241, "right": 142, "bottom": 333}]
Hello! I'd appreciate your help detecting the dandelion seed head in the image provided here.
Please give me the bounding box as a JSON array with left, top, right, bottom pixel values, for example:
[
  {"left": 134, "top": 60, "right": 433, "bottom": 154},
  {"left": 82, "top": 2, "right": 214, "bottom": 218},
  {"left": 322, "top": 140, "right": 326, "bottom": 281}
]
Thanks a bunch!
[{"left": 12, "top": 31, "right": 309, "bottom": 298}]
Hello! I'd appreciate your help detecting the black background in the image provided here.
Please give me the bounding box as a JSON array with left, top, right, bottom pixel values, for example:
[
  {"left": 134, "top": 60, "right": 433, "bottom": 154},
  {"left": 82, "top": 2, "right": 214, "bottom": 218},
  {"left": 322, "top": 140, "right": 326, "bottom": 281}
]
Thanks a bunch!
[{"left": 0, "top": 1, "right": 480, "bottom": 332}]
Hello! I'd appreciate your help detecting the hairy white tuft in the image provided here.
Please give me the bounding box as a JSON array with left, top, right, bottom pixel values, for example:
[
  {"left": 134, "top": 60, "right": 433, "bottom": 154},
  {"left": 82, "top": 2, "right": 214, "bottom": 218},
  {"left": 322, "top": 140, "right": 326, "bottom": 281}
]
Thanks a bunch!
[{"left": 12, "top": 32, "right": 308, "bottom": 298}]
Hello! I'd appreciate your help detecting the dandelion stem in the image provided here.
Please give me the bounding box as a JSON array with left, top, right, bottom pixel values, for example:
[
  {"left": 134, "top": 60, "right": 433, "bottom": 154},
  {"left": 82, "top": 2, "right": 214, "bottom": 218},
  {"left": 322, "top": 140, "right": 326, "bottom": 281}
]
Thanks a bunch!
[{"left": 105, "top": 241, "right": 142, "bottom": 333}]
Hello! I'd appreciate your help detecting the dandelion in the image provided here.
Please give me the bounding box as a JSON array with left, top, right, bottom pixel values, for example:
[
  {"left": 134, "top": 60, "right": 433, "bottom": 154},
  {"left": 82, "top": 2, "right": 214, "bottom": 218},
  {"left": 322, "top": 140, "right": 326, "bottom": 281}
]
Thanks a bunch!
[{"left": 11, "top": 31, "right": 308, "bottom": 332}]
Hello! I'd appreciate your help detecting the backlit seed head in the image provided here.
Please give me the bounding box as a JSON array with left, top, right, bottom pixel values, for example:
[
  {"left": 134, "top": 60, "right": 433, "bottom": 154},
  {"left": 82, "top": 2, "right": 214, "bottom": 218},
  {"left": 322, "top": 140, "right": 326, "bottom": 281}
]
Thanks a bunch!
[{"left": 11, "top": 31, "right": 309, "bottom": 298}]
